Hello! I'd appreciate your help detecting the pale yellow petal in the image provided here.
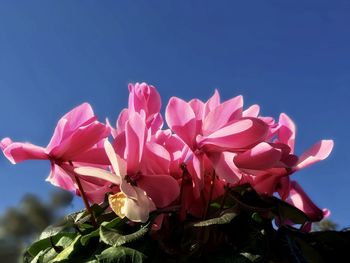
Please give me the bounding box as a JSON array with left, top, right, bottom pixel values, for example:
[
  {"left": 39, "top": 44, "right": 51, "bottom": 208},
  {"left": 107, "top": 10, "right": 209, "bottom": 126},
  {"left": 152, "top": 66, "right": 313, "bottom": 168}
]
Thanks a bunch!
[{"left": 108, "top": 192, "right": 127, "bottom": 219}]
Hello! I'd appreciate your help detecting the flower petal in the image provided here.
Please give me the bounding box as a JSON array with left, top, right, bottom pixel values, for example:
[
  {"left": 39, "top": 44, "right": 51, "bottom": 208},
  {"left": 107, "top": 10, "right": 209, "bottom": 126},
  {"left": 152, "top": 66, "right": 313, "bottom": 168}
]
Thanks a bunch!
[
  {"left": 287, "top": 181, "right": 326, "bottom": 222},
  {"left": 46, "top": 163, "right": 76, "bottom": 192},
  {"left": 104, "top": 139, "right": 127, "bottom": 177},
  {"left": 243, "top": 104, "right": 260, "bottom": 117},
  {"left": 1, "top": 139, "right": 47, "bottom": 164},
  {"left": 278, "top": 113, "right": 296, "bottom": 152},
  {"left": 49, "top": 121, "right": 110, "bottom": 160},
  {"left": 295, "top": 140, "right": 334, "bottom": 170},
  {"left": 47, "top": 103, "right": 95, "bottom": 152},
  {"left": 202, "top": 95, "right": 243, "bottom": 136},
  {"left": 125, "top": 112, "right": 146, "bottom": 174},
  {"left": 234, "top": 142, "right": 282, "bottom": 170},
  {"left": 165, "top": 97, "right": 196, "bottom": 148},
  {"left": 137, "top": 174, "right": 180, "bottom": 208},
  {"left": 197, "top": 118, "right": 268, "bottom": 151},
  {"left": 74, "top": 166, "right": 120, "bottom": 185},
  {"left": 210, "top": 152, "right": 242, "bottom": 184}
]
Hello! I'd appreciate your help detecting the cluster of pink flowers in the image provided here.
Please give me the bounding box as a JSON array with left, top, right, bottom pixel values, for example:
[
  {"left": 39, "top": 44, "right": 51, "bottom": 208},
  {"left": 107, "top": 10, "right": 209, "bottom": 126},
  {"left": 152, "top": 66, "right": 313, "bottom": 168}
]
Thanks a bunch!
[{"left": 0, "top": 83, "right": 333, "bottom": 231}]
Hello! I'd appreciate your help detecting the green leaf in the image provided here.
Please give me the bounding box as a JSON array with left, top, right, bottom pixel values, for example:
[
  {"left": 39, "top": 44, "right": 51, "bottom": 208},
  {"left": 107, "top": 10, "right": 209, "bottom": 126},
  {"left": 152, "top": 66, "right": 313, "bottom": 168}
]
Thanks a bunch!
[
  {"left": 49, "top": 235, "right": 82, "bottom": 262},
  {"left": 30, "top": 247, "right": 51, "bottom": 263},
  {"left": 100, "top": 222, "right": 150, "bottom": 247},
  {"left": 81, "top": 228, "right": 100, "bottom": 246},
  {"left": 95, "top": 247, "right": 146, "bottom": 263},
  {"left": 239, "top": 252, "right": 262, "bottom": 262},
  {"left": 273, "top": 197, "right": 309, "bottom": 224},
  {"left": 27, "top": 232, "right": 77, "bottom": 257},
  {"left": 193, "top": 211, "right": 238, "bottom": 227}
]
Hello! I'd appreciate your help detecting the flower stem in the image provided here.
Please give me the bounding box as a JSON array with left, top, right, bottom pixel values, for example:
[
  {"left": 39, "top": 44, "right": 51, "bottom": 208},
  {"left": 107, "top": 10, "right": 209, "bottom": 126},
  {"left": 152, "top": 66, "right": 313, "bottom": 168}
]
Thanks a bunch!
[
  {"left": 203, "top": 170, "right": 216, "bottom": 220},
  {"left": 69, "top": 161, "right": 97, "bottom": 228}
]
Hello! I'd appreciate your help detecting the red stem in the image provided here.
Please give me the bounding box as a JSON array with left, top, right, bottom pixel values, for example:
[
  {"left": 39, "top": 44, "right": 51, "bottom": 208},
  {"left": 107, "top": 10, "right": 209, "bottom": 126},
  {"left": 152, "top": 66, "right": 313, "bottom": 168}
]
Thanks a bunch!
[
  {"left": 203, "top": 170, "right": 216, "bottom": 220},
  {"left": 69, "top": 161, "right": 97, "bottom": 227}
]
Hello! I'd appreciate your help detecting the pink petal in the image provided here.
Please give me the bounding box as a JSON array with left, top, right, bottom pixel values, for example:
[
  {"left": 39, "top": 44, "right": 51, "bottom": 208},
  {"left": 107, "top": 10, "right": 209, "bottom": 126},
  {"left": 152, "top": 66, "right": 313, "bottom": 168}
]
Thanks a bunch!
[
  {"left": 0, "top": 137, "right": 12, "bottom": 150},
  {"left": 251, "top": 173, "right": 283, "bottom": 196},
  {"left": 74, "top": 166, "right": 120, "bottom": 185},
  {"left": 210, "top": 152, "right": 242, "bottom": 184},
  {"left": 197, "top": 118, "right": 268, "bottom": 151},
  {"left": 202, "top": 95, "right": 243, "bottom": 136},
  {"left": 278, "top": 113, "right": 296, "bottom": 152},
  {"left": 49, "top": 121, "right": 110, "bottom": 160},
  {"left": 71, "top": 148, "right": 110, "bottom": 165},
  {"left": 2, "top": 140, "right": 47, "bottom": 164},
  {"left": 46, "top": 163, "right": 76, "bottom": 192},
  {"left": 128, "top": 83, "right": 161, "bottom": 118},
  {"left": 243, "top": 104, "right": 260, "bottom": 117},
  {"left": 287, "top": 181, "right": 325, "bottom": 222},
  {"left": 141, "top": 142, "right": 170, "bottom": 175},
  {"left": 165, "top": 97, "right": 197, "bottom": 148},
  {"left": 234, "top": 142, "right": 282, "bottom": 170},
  {"left": 106, "top": 118, "right": 117, "bottom": 138},
  {"left": 148, "top": 113, "right": 163, "bottom": 134},
  {"left": 125, "top": 112, "right": 146, "bottom": 174},
  {"left": 47, "top": 103, "right": 95, "bottom": 152},
  {"left": 295, "top": 140, "right": 334, "bottom": 170},
  {"left": 137, "top": 174, "right": 180, "bottom": 208},
  {"left": 116, "top": 108, "right": 129, "bottom": 134},
  {"left": 189, "top": 99, "right": 205, "bottom": 135},
  {"left": 203, "top": 89, "right": 220, "bottom": 117}
]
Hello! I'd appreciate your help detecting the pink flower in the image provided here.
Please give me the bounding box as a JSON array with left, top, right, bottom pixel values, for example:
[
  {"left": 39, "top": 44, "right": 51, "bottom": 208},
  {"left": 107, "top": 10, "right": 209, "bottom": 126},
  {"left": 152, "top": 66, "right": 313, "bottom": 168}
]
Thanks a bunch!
[
  {"left": 76, "top": 140, "right": 156, "bottom": 223},
  {"left": 165, "top": 91, "right": 270, "bottom": 187},
  {"left": 78, "top": 112, "right": 180, "bottom": 211},
  {"left": 1, "top": 103, "right": 111, "bottom": 202},
  {"left": 109, "top": 83, "right": 163, "bottom": 138},
  {"left": 240, "top": 113, "right": 333, "bottom": 199}
]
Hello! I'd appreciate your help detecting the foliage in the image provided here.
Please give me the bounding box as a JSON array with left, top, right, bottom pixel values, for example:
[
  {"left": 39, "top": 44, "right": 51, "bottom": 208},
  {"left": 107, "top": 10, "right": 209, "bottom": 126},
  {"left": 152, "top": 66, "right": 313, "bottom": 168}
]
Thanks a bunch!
[{"left": 22, "top": 186, "right": 350, "bottom": 263}]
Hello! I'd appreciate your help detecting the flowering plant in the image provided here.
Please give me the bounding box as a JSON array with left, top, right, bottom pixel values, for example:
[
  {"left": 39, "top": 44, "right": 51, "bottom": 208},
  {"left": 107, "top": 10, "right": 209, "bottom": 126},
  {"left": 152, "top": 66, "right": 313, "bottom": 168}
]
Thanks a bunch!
[{"left": 2, "top": 83, "right": 348, "bottom": 262}]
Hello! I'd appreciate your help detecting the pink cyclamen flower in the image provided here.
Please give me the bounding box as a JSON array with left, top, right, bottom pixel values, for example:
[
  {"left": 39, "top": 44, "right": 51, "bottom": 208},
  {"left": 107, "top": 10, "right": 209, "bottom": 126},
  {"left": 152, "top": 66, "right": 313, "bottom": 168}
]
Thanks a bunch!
[
  {"left": 1, "top": 103, "right": 111, "bottom": 202},
  {"left": 76, "top": 139, "right": 156, "bottom": 223},
  {"left": 109, "top": 83, "right": 163, "bottom": 138},
  {"left": 237, "top": 113, "right": 334, "bottom": 199},
  {"left": 165, "top": 90, "right": 270, "bottom": 190},
  {"left": 79, "top": 111, "right": 179, "bottom": 213}
]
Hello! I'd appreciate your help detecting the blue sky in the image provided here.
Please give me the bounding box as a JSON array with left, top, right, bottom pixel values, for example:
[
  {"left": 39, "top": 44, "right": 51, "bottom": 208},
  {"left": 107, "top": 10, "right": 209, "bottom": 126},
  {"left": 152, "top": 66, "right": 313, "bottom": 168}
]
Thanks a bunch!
[{"left": 0, "top": 1, "right": 349, "bottom": 227}]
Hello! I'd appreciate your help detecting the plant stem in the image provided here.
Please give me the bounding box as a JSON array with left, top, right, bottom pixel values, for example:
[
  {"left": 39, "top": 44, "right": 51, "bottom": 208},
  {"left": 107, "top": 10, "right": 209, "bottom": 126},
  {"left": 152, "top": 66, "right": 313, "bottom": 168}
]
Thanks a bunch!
[
  {"left": 69, "top": 161, "right": 97, "bottom": 228},
  {"left": 203, "top": 170, "right": 216, "bottom": 220}
]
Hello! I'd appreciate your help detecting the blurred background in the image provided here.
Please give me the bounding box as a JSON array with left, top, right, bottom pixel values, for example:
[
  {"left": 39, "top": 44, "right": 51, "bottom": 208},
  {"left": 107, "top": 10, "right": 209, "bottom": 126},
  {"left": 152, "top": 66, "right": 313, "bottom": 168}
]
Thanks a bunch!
[{"left": 0, "top": 1, "right": 349, "bottom": 261}]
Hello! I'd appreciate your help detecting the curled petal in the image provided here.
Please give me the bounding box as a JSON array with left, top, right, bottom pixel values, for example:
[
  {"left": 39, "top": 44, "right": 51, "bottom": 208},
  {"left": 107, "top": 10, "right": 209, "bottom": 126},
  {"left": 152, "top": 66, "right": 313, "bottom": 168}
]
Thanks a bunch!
[
  {"left": 2, "top": 140, "right": 47, "bottom": 164},
  {"left": 295, "top": 140, "right": 334, "bottom": 170},
  {"left": 287, "top": 181, "right": 326, "bottom": 222},
  {"left": 47, "top": 103, "right": 95, "bottom": 152},
  {"left": 197, "top": 118, "right": 268, "bottom": 151},
  {"left": 243, "top": 104, "right": 260, "bottom": 117},
  {"left": 49, "top": 121, "right": 110, "bottom": 160},
  {"left": 278, "top": 113, "right": 296, "bottom": 152},
  {"left": 234, "top": 142, "right": 282, "bottom": 170}
]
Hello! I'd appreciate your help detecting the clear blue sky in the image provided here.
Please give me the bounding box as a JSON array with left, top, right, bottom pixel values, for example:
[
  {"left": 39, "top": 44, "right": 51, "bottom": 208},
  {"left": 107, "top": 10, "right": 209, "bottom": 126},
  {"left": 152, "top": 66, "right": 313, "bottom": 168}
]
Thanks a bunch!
[{"left": 0, "top": 1, "right": 349, "bottom": 227}]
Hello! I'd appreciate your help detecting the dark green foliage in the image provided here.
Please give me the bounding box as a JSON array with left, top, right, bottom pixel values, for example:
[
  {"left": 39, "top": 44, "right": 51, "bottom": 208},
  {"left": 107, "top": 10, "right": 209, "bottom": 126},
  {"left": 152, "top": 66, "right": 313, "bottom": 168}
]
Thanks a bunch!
[{"left": 21, "top": 186, "right": 350, "bottom": 263}]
